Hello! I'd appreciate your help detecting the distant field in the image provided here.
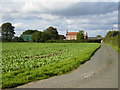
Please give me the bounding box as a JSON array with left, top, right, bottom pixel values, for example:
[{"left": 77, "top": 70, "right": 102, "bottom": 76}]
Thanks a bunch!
[{"left": 2, "top": 43, "right": 100, "bottom": 88}]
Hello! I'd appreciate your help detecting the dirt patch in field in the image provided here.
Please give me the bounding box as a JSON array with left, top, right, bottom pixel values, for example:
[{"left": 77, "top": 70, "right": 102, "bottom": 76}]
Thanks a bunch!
[{"left": 24, "top": 51, "right": 63, "bottom": 59}]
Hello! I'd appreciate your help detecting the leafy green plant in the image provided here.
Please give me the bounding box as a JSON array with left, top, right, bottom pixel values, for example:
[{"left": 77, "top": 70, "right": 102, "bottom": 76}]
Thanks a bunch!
[{"left": 2, "top": 43, "right": 100, "bottom": 88}]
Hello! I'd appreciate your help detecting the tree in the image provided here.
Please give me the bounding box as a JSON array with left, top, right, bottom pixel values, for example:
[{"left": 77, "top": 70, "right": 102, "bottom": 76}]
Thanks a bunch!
[
  {"left": 105, "top": 30, "right": 119, "bottom": 38},
  {"left": 32, "top": 31, "right": 43, "bottom": 42},
  {"left": 96, "top": 35, "right": 102, "bottom": 37},
  {"left": 1, "top": 22, "right": 15, "bottom": 42},
  {"left": 21, "top": 30, "right": 38, "bottom": 35},
  {"left": 58, "top": 35, "right": 66, "bottom": 40},
  {"left": 42, "top": 32, "right": 49, "bottom": 42},
  {"left": 43, "top": 26, "right": 59, "bottom": 40},
  {"left": 76, "top": 30, "right": 84, "bottom": 39},
  {"left": 12, "top": 36, "right": 24, "bottom": 42},
  {"left": 20, "top": 29, "right": 38, "bottom": 42}
]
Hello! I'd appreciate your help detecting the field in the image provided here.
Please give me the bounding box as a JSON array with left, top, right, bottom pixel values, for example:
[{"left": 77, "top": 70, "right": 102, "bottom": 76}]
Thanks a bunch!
[{"left": 2, "top": 43, "right": 100, "bottom": 88}]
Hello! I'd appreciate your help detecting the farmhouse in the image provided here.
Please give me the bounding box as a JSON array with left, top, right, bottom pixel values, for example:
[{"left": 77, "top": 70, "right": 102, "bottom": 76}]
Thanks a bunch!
[
  {"left": 66, "top": 31, "right": 88, "bottom": 40},
  {"left": 66, "top": 31, "right": 102, "bottom": 41},
  {"left": 66, "top": 31, "right": 78, "bottom": 40}
]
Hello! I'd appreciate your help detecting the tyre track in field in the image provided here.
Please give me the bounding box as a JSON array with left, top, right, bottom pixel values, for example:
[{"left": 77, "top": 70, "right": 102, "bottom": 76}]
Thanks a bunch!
[
  {"left": 24, "top": 51, "right": 63, "bottom": 59},
  {"left": 16, "top": 44, "right": 118, "bottom": 88}
]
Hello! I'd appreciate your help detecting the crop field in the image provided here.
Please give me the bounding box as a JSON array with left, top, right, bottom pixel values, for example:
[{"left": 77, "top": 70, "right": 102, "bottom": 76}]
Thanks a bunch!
[{"left": 2, "top": 43, "right": 100, "bottom": 88}]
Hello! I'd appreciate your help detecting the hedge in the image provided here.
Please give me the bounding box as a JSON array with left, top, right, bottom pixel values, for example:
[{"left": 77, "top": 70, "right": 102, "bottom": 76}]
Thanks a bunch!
[{"left": 45, "top": 39, "right": 102, "bottom": 43}]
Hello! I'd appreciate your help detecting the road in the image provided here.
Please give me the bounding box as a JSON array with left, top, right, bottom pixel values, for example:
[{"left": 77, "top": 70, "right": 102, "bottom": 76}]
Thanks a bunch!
[{"left": 16, "top": 44, "right": 118, "bottom": 88}]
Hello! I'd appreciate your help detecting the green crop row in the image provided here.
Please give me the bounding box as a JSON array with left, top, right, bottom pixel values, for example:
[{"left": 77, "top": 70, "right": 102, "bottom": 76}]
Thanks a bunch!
[{"left": 2, "top": 43, "right": 100, "bottom": 88}]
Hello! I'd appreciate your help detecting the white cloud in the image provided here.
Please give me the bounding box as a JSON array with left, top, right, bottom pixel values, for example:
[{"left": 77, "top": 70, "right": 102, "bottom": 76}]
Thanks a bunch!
[
  {"left": 65, "top": 19, "right": 75, "bottom": 24},
  {"left": 20, "top": 2, "right": 75, "bottom": 14},
  {"left": 75, "top": 0, "right": 116, "bottom": 1},
  {"left": 14, "top": 31, "right": 23, "bottom": 36},
  {"left": 1, "top": 1, "right": 118, "bottom": 37},
  {"left": 2, "top": 8, "right": 12, "bottom": 13},
  {"left": 21, "top": 2, "right": 45, "bottom": 13},
  {"left": 13, "top": 23, "right": 26, "bottom": 29},
  {"left": 86, "top": 30, "right": 107, "bottom": 37},
  {"left": 1, "top": 0, "right": 81, "bottom": 2},
  {"left": 2, "top": 22, "right": 28, "bottom": 36},
  {"left": 113, "top": 24, "right": 118, "bottom": 28},
  {"left": 0, "top": 23, "right": 2, "bottom": 27},
  {"left": 38, "top": 14, "right": 60, "bottom": 20},
  {"left": 1, "top": 0, "right": 119, "bottom": 2}
]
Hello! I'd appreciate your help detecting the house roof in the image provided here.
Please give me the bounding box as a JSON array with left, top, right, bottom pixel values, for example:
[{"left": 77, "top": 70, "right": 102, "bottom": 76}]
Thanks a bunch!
[
  {"left": 21, "top": 35, "right": 32, "bottom": 41},
  {"left": 66, "top": 32, "right": 78, "bottom": 35}
]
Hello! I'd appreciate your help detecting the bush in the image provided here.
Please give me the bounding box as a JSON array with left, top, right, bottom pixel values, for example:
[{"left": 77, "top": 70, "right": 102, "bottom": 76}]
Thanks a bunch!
[{"left": 12, "top": 37, "right": 24, "bottom": 42}]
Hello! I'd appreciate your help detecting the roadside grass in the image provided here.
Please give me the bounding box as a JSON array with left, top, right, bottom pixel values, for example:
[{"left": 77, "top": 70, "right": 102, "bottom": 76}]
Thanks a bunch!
[
  {"left": 2, "top": 43, "right": 100, "bottom": 88},
  {"left": 106, "top": 43, "right": 119, "bottom": 53},
  {"left": 103, "top": 34, "right": 120, "bottom": 54}
]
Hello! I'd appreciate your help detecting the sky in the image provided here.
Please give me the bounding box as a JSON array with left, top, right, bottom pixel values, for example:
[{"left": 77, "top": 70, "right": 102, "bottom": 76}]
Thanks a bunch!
[{"left": 0, "top": 0, "right": 119, "bottom": 37}]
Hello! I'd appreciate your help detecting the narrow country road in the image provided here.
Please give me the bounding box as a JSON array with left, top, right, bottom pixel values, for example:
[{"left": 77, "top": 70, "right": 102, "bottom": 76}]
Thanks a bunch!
[{"left": 16, "top": 44, "right": 118, "bottom": 88}]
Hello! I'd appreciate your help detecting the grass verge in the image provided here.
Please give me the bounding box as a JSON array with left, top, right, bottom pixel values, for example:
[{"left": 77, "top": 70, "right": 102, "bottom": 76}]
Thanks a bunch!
[{"left": 105, "top": 43, "right": 119, "bottom": 54}]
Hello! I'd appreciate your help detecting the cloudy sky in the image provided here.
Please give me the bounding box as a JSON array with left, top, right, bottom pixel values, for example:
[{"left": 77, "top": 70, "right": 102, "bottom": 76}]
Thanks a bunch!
[{"left": 0, "top": 0, "right": 119, "bottom": 37}]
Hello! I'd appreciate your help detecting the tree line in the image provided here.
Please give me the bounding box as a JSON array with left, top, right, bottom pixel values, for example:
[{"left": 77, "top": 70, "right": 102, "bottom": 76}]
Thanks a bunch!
[
  {"left": 103, "top": 30, "right": 120, "bottom": 46},
  {"left": 0, "top": 22, "right": 89, "bottom": 42},
  {"left": 0, "top": 22, "right": 65, "bottom": 42},
  {"left": 1, "top": 22, "right": 117, "bottom": 43}
]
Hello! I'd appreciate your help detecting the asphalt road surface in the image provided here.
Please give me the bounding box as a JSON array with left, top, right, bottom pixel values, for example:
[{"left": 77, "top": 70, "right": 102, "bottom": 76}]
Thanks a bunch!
[{"left": 17, "top": 44, "right": 118, "bottom": 88}]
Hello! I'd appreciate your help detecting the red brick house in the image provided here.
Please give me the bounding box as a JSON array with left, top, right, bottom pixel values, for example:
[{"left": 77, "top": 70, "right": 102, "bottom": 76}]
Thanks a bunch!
[
  {"left": 66, "top": 31, "right": 78, "bottom": 40},
  {"left": 66, "top": 31, "right": 88, "bottom": 40},
  {"left": 66, "top": 31, "right": 102, "bottom": 42}
]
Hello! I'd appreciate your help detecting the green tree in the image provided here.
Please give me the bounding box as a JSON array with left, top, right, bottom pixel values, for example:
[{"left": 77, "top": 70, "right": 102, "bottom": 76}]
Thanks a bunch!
[
  {"left": 41, "top": 32, "right": 49, "bottom": 42},
  {"left": 12, "top": 36, "right": 24, "bottom": 42},
  {"left": 1, "top": 22, "right": 15, "bottom": 42},
  {"left": 32, "top": 31, "right": 43, "bottom": 42},
  {"left": 20, "top": 30, "right": 38, "bottom": 42},
  {"left": 22, "top": 30, "right": 38, "bottom": 35},
  {"left": 76, "top": 30, "right": 84, "bottom": 39},
  {"left": 58, "top": 35, "right": 66, "bottom": 40},
  {"left": 96, "top": 35, "right": 102, "bottom": 37},
  {"left": 105, "top": 30, "right": 119, "bottom": 38},
  {"left": 43, "top": 26, "right": 59, "bottom": 40}
]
